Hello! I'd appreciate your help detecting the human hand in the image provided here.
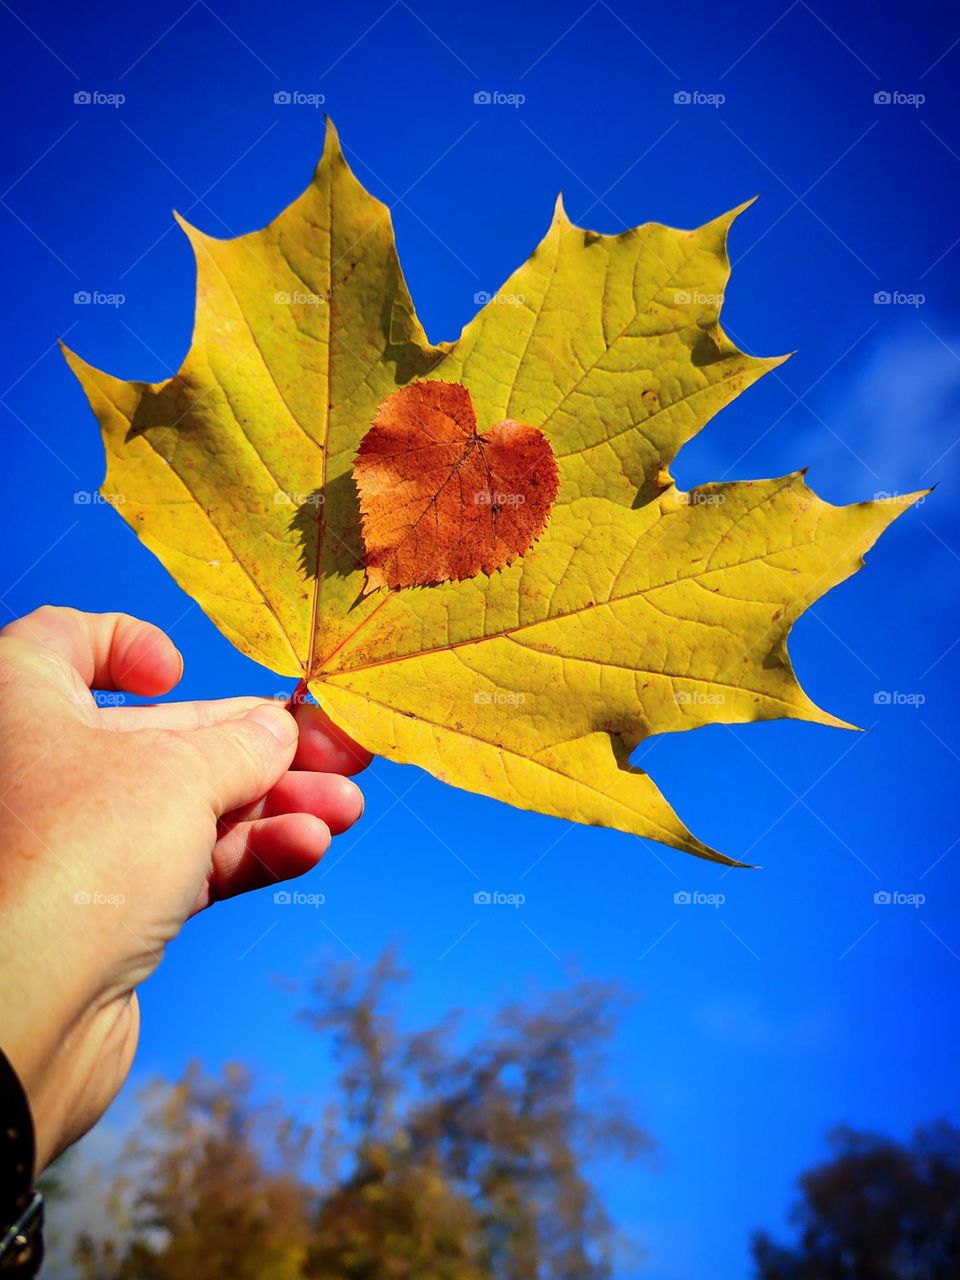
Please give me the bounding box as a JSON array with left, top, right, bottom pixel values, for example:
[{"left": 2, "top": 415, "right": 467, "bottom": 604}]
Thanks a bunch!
[{"left": 0, "top": 606, "right": 371, "bottom": 1174}]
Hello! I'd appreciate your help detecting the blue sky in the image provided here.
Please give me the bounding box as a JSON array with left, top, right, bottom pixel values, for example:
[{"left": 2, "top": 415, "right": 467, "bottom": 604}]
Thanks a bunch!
[{"left": 2, "top": 0, "right": 958, "bottom": 1275}]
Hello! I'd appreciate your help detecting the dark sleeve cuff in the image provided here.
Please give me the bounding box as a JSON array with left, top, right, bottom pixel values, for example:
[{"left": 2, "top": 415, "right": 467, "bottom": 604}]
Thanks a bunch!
[{"left": 0, "top": 1047, "right": 43, "bottom": 1276}]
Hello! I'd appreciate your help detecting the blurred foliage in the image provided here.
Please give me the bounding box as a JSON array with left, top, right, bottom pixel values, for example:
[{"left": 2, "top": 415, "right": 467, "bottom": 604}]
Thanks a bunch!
[
  {"left": 752, "top": 1120, "right": 960, "bottom": 1279},
  {"left": 67, "top": 951, "right": 649, "bottom": 1279}
]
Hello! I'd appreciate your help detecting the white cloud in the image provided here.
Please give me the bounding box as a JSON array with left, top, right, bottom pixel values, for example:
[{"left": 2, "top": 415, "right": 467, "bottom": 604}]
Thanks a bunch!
[
  {"left": 693, "top": 995, "right": 832, "bottom": 1054},
  {"left": 800, "top": 322, "right": 960, "bottom": 497}
]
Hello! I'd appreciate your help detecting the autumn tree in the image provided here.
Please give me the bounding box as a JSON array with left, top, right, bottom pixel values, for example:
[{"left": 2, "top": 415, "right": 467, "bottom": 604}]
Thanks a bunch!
[
  {"left": 752, "top": 1121, "right": 960, "bottom": 1280},
  {"left": 72, "top": 1064, "right": 316, "bottom": 1280},
  {"left": 67, "top": 953, "right": 648, "bottom": 1279}
]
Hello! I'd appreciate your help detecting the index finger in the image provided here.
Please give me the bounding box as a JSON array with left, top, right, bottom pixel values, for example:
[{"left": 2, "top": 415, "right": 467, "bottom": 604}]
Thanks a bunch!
[{"left": 293, "top": 701, "right": 373, "bottom": 776}]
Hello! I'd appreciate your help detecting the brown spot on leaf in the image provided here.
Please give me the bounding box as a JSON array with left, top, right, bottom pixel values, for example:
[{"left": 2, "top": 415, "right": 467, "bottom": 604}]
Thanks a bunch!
[{"left": 354, "top": 380, "right": 559, "bottom": 592}]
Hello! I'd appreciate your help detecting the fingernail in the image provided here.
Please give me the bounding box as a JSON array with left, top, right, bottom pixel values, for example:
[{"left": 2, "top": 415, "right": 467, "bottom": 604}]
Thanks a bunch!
[
  {"left": 244, "top": 703, "right": 298, "bottom": 746},
  {"left": 346, "top": 779, "right": 365, "bottom": 819}
]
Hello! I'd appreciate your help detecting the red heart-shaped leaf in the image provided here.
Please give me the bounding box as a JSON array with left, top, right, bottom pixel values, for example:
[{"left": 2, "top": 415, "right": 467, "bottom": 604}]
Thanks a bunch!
[{"left": 354, "top": 380, "right": 559, "bottom": 592}]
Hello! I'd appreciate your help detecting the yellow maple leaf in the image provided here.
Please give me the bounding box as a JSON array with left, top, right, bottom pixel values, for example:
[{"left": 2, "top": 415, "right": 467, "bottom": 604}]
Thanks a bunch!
[{"left": 63, "top": 121, "right": 922, "bottom": 865}]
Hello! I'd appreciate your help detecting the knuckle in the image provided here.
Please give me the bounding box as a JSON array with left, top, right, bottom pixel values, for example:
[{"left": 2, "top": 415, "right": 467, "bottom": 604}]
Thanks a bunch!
[
  {"left": 146, "top": 729, "right": 218, "bottom": 807},
  {"left": 33, "top": 604, "right": 76, "bottom": 625},
  {"left": 0, "top": 604, "right": 72, "bottom": 640},
  {"left": 0, "top": 635, "right": 32, "bottom": 677},
  {"left": 147, "top": 728, "right": 204, "bottom": 776},
  {"left": 230, "top": 722, "right": 275, "bottom": 778}
]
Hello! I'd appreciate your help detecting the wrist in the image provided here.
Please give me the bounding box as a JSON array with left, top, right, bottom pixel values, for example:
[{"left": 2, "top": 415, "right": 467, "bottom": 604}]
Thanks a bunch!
[
  {"left": 0, "top": 985, "right": 138, "bottom": 1174},
  {"left": 0, "top": 901, "right": 120, "bottom": 1173},
  {"left": 0, "top": 988, "right": 85, "bottom": 1175}
]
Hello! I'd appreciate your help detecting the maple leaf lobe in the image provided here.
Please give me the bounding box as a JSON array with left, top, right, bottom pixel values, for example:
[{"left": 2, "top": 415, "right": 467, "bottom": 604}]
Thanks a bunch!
[{"left": 354, "top": 380, "right": 559, "bottom": 592}]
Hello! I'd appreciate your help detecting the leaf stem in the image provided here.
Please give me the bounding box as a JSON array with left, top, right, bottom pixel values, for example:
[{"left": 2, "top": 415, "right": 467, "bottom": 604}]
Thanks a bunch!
[{"left": 284, "top": 677, "right": 310, "bottom": 712}]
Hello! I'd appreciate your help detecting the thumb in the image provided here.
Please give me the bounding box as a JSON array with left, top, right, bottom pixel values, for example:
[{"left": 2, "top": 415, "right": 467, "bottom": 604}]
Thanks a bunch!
[{"left": 186, "top": 703, "right": 299, "bottom": 815}]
